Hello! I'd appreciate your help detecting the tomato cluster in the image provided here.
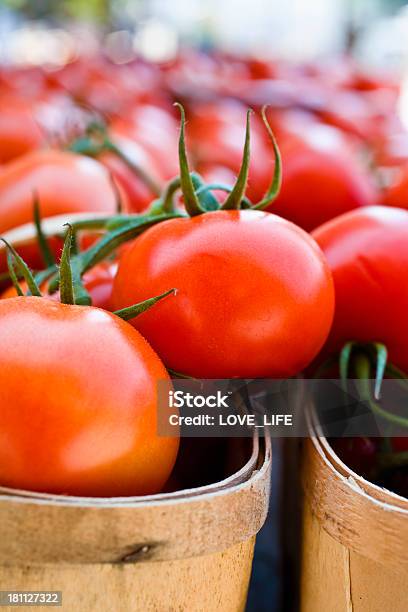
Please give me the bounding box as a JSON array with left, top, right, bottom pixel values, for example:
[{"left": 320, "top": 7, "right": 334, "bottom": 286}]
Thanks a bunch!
[{"left": 0, "top": 50, "right": 407, "bottom": 500}]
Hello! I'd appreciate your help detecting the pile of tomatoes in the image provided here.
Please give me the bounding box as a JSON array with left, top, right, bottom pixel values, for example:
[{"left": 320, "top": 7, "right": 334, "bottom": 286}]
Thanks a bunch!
[{"left": 0, "top": 50, "right": 407, "bottom": 499}]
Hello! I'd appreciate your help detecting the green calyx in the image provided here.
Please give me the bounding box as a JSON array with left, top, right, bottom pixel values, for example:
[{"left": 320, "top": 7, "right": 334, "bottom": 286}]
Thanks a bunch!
[
  {"left": 68, "top": 122, "right": 162, "bottom": 197},
  {"left": 0, "top": 102, "right": 282, "bottom": 313},
  {"left": 44, "top": 211, "right": 184, "bottom": 295},
  {"left": 114, "top": 288, "right": 176, "bottom": 321},
  {"left": 1, "top": 225, "right": 178, "bottom": 321},
  {"left": 340, "top": 341, "right": 388, "bottom": 400},
  {"left": 339, "top": 341, "right": 408, "bottom": 430},
  {"left": 2, "top": 238, "right": 42, "bottom": 297},
  {"left": 173, "top": 103, "right": 282, "bottom": 216},
  {"left": 33, "top": 194, "right": 56, "bottom": 268},
  {"left": 251, "top": 106, "right": 282, "bottom": 211},
  {"left": 59, "top": 223, "right": 91, "bottom": 306}
]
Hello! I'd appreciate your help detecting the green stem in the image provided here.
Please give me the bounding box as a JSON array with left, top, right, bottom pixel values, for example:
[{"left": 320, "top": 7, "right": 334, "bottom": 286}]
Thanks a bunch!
[
  {"left": 69, "top": 125, "right": 162, "bottom": 197},
  {"left": 1, "top": 239, "right": 42, "bottom": 297},
  {"left": 59, "top": 225, "right": 91, "bottom": 306},
  {"left": 221, "top": 110, "right": 252, "bottom": 210},
  {"left": 105, "top": 140, "right": 162, "bottom": 197},
  {"left": 174, "top": 103, "right": 206, "bottom": 217},
  {"left": 59, "top": 225, "right": 75, "bottom": 305},
  {"left": 108, "top": 172, "right": 123, "bottom": 213},
  {"left": 373, "top": 342, "right": 388, "bottom": 400},
  {"left": 147, "top": 177, "right": 182, "bottom": 215},
  {"left": 339, "top": 341, "right": 355, "bottom": 385},
  {"left": 191, "top": 172, "right": 219, "bottom": 211},
  {"left": 114, "top": 288, "right": 176, "bottom": 321},
  {"left": 6, "top": 251, "right": 24, "bottom": 296},
  {"left": 196, "top": 183, "right": 253, "bottom": 209},
  {"left": 354, "top": 354, "right": 408, "bottom": 429},
  {"left": 47, "top": 213, "right": 183, "bottom": 293},
  {"left": 33, "top": 194, "right": 56, "bottom": 267},
  {"left": 252, "top": 106, "right": 282, "bottom": 210}
]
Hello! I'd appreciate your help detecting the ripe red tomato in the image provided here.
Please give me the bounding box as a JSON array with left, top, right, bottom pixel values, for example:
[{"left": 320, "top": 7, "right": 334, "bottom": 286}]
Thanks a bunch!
[
  {"left": 312, "top": 206, "right": 408, "bottom": 371},
  {"left": 331, "top": 437, "right": 378, "bottom": 478},
  {"left": 391, "top": 437, "right": 408, "bottom": 453},
  {"left": 111, "top": 105, "right": 179, "bottom": 180},
  {"left": 0, "top": 150, "right": 125, "bottom": 234},
  {"left": 187, "top": 101, "right": 273, "bottom": 202},
  {"left": 0, "top": 296, "right": 178, "bottom": 497},
  {"left": 0, "top": 97, "right": 45, "bottom": 164},
  {"left": 99, "top": 139, "right": 163, "bottom": 213},
  {"left": 1, "top": 262, "right": 117, "bottom": 310},
  {"left": 383, "top": 164, "right": 408, "bottom": 209},
  {"left": 112, "top": 210, "right": 334, "bottom": 378},
  {"left": 268, "top": 135, "right": 377, "bottom": 231}
]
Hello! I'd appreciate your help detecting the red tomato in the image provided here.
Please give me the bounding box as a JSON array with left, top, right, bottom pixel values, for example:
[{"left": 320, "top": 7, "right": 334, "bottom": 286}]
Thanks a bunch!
[
  {"left": 1, "top": 262, "right": 117, "bottom": 310},
  {"left": 99, "top": 137, "right": 163, "bottom": 213},
  {"left": 0, "top": 235, "right": 64, "bottom": 283},
  {"left": 0, "top": 97, "right": 45, "bottom": 164},
  {"left": 312, "top": 206, "right": 408, "bottom": 371},
  {"left": 112, "top": 210, "right": 334, "bottom": 378},
  {"left": 391, "top": 438, "right": 408, "bottom": 453},
  {"left": 383, "top": 165, "right": 408, "bottom": 209},
  {"left": 269, "top": 135, "right": 377, "bottom": 231},
  {"left": 331, "top": 437, "right": 378, "bottom": 478},
  {"left": 0, "top": 150, "right": 126, "bottom": 233},
  {"left": 111, "top": 105, "right": 179, "bottom": 180},
  {"left": 0, "top": 296, "right": 179, "bottom": 497},
  {"left": 187, "top": 101, "right": 273, "bottom": 202}
]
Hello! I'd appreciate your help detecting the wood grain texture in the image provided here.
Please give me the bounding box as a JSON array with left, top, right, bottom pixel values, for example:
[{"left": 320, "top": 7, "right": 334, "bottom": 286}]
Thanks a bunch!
[
  {"left": 301, "top": 405, "right": 408, "bottom": 612},
  {"left": 0, "top": 439, "right": 270, "bottom": 565},
  {"left": 0, "top": 539, "right": 255, "bottom": 612},
  {"left": 0, "top": 436, "right": 271, "bottom": 610}
]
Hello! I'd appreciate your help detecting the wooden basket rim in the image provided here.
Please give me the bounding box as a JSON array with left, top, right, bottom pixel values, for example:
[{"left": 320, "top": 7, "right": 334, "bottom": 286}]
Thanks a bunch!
[
  {"left": 0, "top": 434, "right": 265, "bottom": 508},
  {"left": 307, "top": 399, "right": 408, "bottom": 511}
]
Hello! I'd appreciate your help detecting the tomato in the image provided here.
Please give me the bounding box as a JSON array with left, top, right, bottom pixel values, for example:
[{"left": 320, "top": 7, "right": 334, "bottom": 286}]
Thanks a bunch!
[
  {"left": 391, "top": 438, "right": 408, "bottom": 453},
  {"left": 112, "top": 210, "right": 334, "bottom": 378},
  {"left": 187, "top": 101, "right": 273, "bottom": 202},
  {"left": 99, "top": 138, "right": 163, "bottom": 213},
  {"left": 0, "top": 296, "right": 178, "bottom": 497},
  {"left": 0, "top": 235, "right": 64, "bottom": 284},
  {"left": 383, "top": 164, "right": 408, "bottom": 209},
  {"left": 0, "top": 97, "right": 45, "bottom": 164},
  {"left": 268, "top": 135, "right": 377, "bottom": 231},
  {"left": 331, "top": 437, "right": 378, "bottom": 478},
  {"left": 1, "top": 262, "right": 117, "bottom": 310},
  {"left": 111, "top": 105, "right": 179, "bottom": 180},
  {"left": 312, "top": 206, "right": 408, "bottom": 371},
  {"left": 0, "top": 150, "right": 126, "bottom": 234}
]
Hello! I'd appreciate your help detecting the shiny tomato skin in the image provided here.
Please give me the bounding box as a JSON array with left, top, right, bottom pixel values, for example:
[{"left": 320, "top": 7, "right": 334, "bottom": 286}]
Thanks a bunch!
[
  {"left": 112, "top": 210, "right": 335, "bottom": 378},
  {"left": 269, "top": 137, "right": 377, "bottom": 231},
  {"left": 0, "top": 98, "right": 45, "bottom": 163},
  {"left": 0, "top": 297, "right": 178, "bottom": 497},
  {"left": 0, "top": 150, "right": 124, "bottom": 234},
  {"left": 383, "top": 165, "right": 408, "bottom": 209},
  {"left": 312, "top": 206, "right": 408, "bottom": 371},
  {"left": 100, "top": 150, "right": 157, "bottom": 213}
]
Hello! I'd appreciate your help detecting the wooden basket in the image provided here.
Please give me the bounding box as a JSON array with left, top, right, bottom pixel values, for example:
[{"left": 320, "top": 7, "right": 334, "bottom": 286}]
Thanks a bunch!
[
  {"left": 0, "top": 434, "right": 271, "bottom": 611},
  {"left": 300, "top": 402, "right": 408, "bottom": 612},
  {"left": 0, "top": 215, "right": 272, "bottom": 611}
]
